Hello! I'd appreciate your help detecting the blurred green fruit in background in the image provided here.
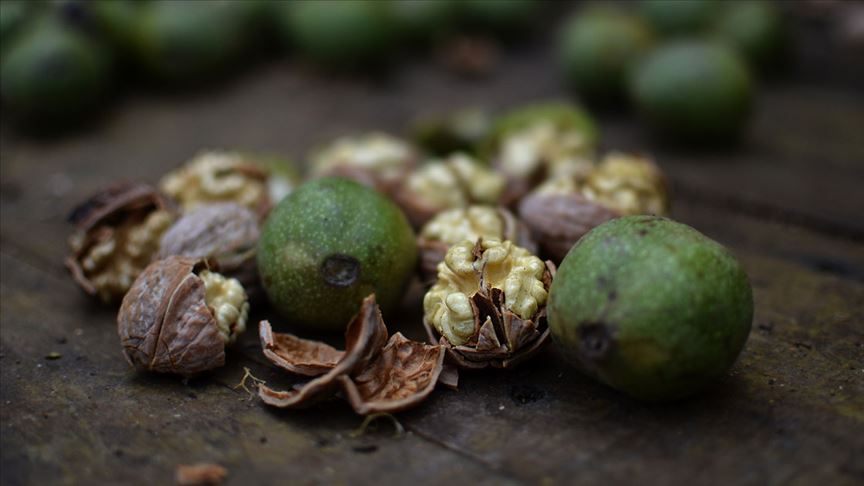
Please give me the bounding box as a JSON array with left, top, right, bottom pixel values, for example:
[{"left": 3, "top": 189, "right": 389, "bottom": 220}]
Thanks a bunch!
[
  {"left": 460, "top": 0, "right": 540, "bottom": 36},
  {"left": 0, "top": 0, "right": 35, "bottom": 49},
  {"left": 713, "top": 0, "right": 787, "bottom": 73},
  {"left": 1, "top": 17, "right": 111, "bottom": 128},
  {"left": 630, "top": 41, "right": 753, "bottom": 144},
  {"left": 560, "top": 7, "right": 655, "bottom": 104},
  {"left": 132, "top": 0, "right": 251, "bottom": 83},
  {"left": 391, "top": 0, "right": 458, "bottom": 45},
  {"left": 640, "top": 0, "right": 720, "bottom": 36},
  {"left": 281, "top": 0, "right": 397, "bottom": 68}
]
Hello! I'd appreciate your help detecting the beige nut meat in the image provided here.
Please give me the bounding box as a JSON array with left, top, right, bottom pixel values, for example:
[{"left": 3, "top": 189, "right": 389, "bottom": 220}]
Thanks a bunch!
[
  {"left": 423, "top": 239, "right": 555, "bottom": 369},
  {"left": 118, "top": 256, "right": 249, "bottom": 376},
  {"left": 309, "top": 133, "right": 418, "bottom": 194},
  {"left": 395, "top": 153, "right": 506, "bottom": 227},
  {"left": 519, "top": 152, "right": 669, "bottom": 263},
  {"left": 66, "top": 182, "right": 176, "bottom": 304},
  {"left": 160, "top": 151, "right": 292, "bottom": 217},
  {"left": 417, "top": 206, "right": 536, "bottom": 283}
]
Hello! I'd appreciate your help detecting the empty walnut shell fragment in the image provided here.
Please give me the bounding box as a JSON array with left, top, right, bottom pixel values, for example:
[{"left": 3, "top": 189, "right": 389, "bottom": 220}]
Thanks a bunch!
[
  {"left": 66, "top": 181, "right": 176, "bottom": 303},
  {"left": 118, "top": 256, "right": 249, "bottom": 377},
  {"left": 258, "top": 295, "right": 449, "bottom": 414}
]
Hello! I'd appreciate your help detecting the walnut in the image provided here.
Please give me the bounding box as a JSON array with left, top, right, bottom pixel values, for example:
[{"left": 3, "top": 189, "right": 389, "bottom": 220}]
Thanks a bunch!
[
  {"left": 411, "top": 107, "right": 491, "bottom": 157},
  {"left": 159, "top": 151, "right": 295, "bottom": 217},
  {"left": 417, "top": 206, "right": 536, "bottom": 284},
  {"left": 519, "top": 152, "right": 669, "bottom": 262},
  {"left": 394, "top": 153, "right": 506, "bottom": 227},
  {"left": 117, "top": 256, "right": 249, "bottom": 376},
  {"left": 258, "top": 294, "right": 449, "bottom": 414},
  {"left": 422, "top": 239, "right": 554, "bottom": 368},
  {"left": 309, "top": 133, "right": 418, "bottom": 194},
  {"left": 582, "top": 152, "right": 670, "bottom": 216},
  {"left": 488, "top": 103, "right": 599, "bottom": 204},
  {"left": 66, "top": 182, "right": 177, "bottom": 304},
  {"left": 157, "top": 202, "right": 260, "bottom": 297}
]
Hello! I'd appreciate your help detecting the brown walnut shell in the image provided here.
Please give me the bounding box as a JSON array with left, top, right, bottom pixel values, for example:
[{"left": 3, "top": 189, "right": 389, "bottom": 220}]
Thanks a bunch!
[
  {"left": 518, "top": 191, "right": 619, "bottom": 263},
  {"left": 158, "top": 203, "right": 260, "bottom": 296},
  {"left": 258, "top": 294, "right": 452, "bottom": 413},
  {"left": 117, "top": 256, "right": 225, "bottom": 376},
  {"left": 423, "top": 261, "right": 556, "bottom": 369},
  {"left": 416, "top": 207, "right": 537, "bottom": 285},
  {"left": 66, "top": 182, "right": 176, "bottom": 300}
]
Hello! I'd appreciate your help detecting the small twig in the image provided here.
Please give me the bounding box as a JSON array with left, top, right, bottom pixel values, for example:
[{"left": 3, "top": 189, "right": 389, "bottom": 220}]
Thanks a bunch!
[
  {"left": 349, "top": 413, "right": 405, "bottom": 438},
  {"left": 232, "top": 367, "right": 265, "bottom": 399}
]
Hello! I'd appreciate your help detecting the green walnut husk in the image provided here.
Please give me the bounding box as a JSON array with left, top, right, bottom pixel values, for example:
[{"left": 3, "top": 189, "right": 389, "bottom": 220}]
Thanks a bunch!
[
  {"left": 630, "top": 41, "right": 753, "bottom": 144},
  {"left": 0, "top": 0, "right": 36, "bottom": 49},
  {"left": 280, "top": 0, "right": 397, "bottom": 68},
  {"left": 459, "top": 0, "right": 541, "bottom": 37},
  {"left": 548, "top": 216, "right": 753, "bottom": 402},
  {"left": 0, "top": 17, "right": 112, "bottom": 129},
  {"left": 131, "top": 0, "right": 252, "bottom": 83},
  {"left": 639, "top": 0, "right": 721, "bottom": 36},
  {"left": 559, "top": 7, "right": 655, "bottom": 104},
  {"left": 713, "top": 0, "right": 787, "bottom": 73},
  {"left": 257, "top": 178, "right": 417, "bottom": 331}
]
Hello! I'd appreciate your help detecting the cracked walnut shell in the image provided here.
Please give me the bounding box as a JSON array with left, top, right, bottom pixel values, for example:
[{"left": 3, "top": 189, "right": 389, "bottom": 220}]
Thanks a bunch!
[
  {"left": 417, "top": 205, "right": 536, "bottom": 284},
  {"left": 519, "top": 152, "right": 669, "bottom": 262},
  {"left": 118, "top": 256, "right": 249, "bottom": 376},
  {"left": 66, "top": 182, "right": 177, "bottom": 304},
  {"left": 258, "top": 295, "right": 448, "bottom": 414},
  {"left": 423, "top": 239, "right": 555, "bottom": 369},
  {"left": 309, "top": 133, "right": 418, "bottom": 195},
  {"left": 394, "top": 153, "right": 506, "bottom": 227}
]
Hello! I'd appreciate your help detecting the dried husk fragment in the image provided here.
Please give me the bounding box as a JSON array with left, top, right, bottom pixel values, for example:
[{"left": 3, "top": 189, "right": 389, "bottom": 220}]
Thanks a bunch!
[
  {"left": 257, "top": 295, "right": 389, "bottom": 409},
  {"left": 66, "top": 182, "right": 177, "bottom": 303},
  {"left": 158, "top": 202, "right": 260, "bottom": 296},
  {"left": 423, "top": 239, "right": 556, "bottom": 369},
  {"left": 258, "top": 295, "right": 451, "bottom": 413},
  {"left": 339, "top": 333, "right": 445, "bottom": 415},
  {"left": 117, "top": 256, "right": 248, "bottom": 376}
]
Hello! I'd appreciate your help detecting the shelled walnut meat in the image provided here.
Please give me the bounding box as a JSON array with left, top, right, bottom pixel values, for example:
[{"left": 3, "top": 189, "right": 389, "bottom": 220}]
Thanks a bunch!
[
  {"left": 423, "top": 238, "right": 555, "bottom": 369},
  {"left": 394, "top": 153, "right": 506, "bottom": 227},
  {"left": 118, "top": 256, "right": 249, "bottom": 376},
  {"left": 66, "top": 182, "right": 176, "bottom": 304},
  {"left": 309, "top": 133, "right": 418, "bottom": 195},
  {"left": 160, "top": 151, "right": 296, "bottom": 218},
  {"left": 417, "top": 205, "right": 536, "bottom": 283},
  {"left": 258, "top": 295, "right": 450, "bottom": 414},
  {"left": 158, "top": 202, "right": 260, "bottom": 296},
  {"left": 519, "top": 152, "right": 670, "bottom": 262}
]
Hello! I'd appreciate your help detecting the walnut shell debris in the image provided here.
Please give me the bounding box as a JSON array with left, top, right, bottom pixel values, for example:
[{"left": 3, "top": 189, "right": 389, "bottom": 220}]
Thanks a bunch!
[
  {"left": 258, "top": 295, "right": 450, "bottom": 414},
  {"left": 417, "top": 206, "right": 536, "bottom": 284},
  {"left": 117, "top": 256, "right": 249, "bottom": 376},
  {"left": 423, "top": 239, "right": 555, "bottom": 369},
  {"left": 158, "top": 203, "right": 260, "bottom": 295},
  {"left": 66, "top": 182, "right": 177, "bottom": 304}
]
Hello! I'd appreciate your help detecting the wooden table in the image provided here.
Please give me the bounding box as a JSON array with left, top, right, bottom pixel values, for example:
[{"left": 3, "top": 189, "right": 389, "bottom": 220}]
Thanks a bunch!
[{"left": 2, "top": 41, "right": 862, "bottom": 485}]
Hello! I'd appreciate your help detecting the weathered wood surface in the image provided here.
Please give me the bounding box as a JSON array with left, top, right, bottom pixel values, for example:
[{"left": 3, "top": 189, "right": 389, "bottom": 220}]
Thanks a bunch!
[{"left": 2, "top": 41, "right": 863, "bottom": 485}]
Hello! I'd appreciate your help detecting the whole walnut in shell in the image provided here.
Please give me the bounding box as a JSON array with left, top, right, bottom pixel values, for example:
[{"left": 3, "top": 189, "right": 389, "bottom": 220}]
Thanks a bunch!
[
  {"left": 158, "top": 203, "right": 260, "bottom": 297},
  {"left": 423, "top": 239, "right": 555, "bottom": 369},
  {"left": 309, "top": 132, "right": 419, "bottom": 195},
  {"left": 394, "top": 153, "right": 506, "bottom": 227},
  {"left": 66, "top": 182, "right": 177, "bottom": 304},
  {"left": 118, "top": 256, "right": 249, "bottom": 376},
  {"left": 417, "top": 205, "right": 536, "bottom": 284},
  {"left": 519, "top": 152, "right": 669, "bottom": 262}
]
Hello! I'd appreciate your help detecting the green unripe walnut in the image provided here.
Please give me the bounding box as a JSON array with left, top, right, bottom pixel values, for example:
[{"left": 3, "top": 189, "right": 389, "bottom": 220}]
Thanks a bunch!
[
  {"left": 639, "top": 0, "right": 720, "bottom": 36},
  {"left": 713, "top": 0, "right": 787, "bottom": 73},
  {"left": 257, "top": 178, "right": 417, "bottom": 331},
  {"left": 630, "top": 41, "right": 753, "bottom": 144},
  {"left": 549, "top": 216, "right": 753, "bottom": 401},
  {"left": 559, "top": 8, "right": 655, "bottom": 104},
  {"left": 0, "top": 18, "right": 111, "bottom": 128}
]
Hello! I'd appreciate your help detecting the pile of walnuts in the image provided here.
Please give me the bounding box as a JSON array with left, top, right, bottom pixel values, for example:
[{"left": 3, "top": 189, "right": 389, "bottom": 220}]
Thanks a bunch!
[{"left": 67, "top": 103, "right": 671, "bottom": 415}]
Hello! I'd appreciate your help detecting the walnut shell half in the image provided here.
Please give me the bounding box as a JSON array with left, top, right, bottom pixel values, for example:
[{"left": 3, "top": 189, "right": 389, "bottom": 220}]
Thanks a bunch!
[
  {"left": 117, "top": 256, "right": 248, "bottom": 376},
  {"left": 258, "top": 294, "right": 450, "bottom": 414},
  {"left": 66, "top": 182, "right": 177, "bottom": 303}
]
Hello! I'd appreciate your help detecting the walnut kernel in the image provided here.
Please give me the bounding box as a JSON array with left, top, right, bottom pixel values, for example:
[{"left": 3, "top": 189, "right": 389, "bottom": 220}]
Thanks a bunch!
[{"left": 310, "top": 133, "right": 417, "bottom": 193}]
